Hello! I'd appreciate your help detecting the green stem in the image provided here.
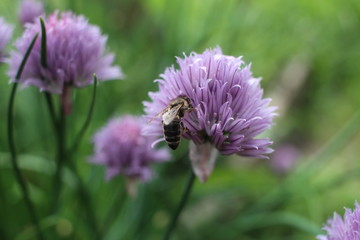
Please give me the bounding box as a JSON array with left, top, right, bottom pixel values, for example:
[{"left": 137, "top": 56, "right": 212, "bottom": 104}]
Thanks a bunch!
[
  {"left": 64, "top": 76, "right": 100, "bottom": 238},
  {"left": 44, "top": 93, "right": 57, "bottom": 131},
  {"left": 7, "top": 33, "right": 44, "bottom": 240},
  {"left": 163, "top": 168, "right": 196, "bottom": 240},
  {"left": 69, "top": 75, "right": 98, "bottom": 154},
  {"left": 39, "top": 18, "right": 47, "bottom": 68},
  {"left": 8, "top": 84, "right": 45, "bottom": 240},
  {"left": 51, "top": 102, "right": 66, "bottom": 213},
  {"left": 102, "top": 184, "right": 126, "bottom": 231},
  {"left": 39, "top": 16, "right": 65, "bottom": 213},
  {"left": 39, "top": 19, "right": 57, "bottom": 132},
  {"left": 67, "top": 161, "right": 102, "bottom": 240}
]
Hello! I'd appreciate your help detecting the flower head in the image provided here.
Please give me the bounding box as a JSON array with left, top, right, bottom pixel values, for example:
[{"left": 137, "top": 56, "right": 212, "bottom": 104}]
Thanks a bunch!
[
  {"left": 317, "top": 202, "right": 360, "bottom": 240},
  {"left": 8, "top": 11, "right": 123, "bottom": 94},
  {"left": 90, "top": 116, "right": 171, "bottom": 182},
  {"left": 19, "top": 0, "right": 44, "bottom": 25},
  {"left": 143, "top": 47, "right": 276, "bottom": 182},
  {"left": 0, "top": 17, "right": 13, "bottom": 63}
]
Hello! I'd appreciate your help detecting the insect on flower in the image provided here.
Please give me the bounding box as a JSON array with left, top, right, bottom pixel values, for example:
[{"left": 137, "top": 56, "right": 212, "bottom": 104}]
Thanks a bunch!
[
  {"left": 143, "top": 47, "right": 277, "bottom": 182},
  {"left": 149, "top": 95, "right": 194, "bottom": 150}
]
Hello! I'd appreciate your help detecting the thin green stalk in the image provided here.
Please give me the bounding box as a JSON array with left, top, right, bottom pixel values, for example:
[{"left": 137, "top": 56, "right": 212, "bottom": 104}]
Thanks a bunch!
[
  {"left": 7, "top": 33, "right": 45, "bottom": 240},
  {"left": 39, "top": 18, "right": 47, "bottom": 68},
  {"left": 38, "top": 16, "right": 99, "bottom": 238},
  {"left": 69, "top": 75, "right": 98, "bottom": 154},
  {"left": 39, "top": 19, "right": 56, "bottom": 132},
  {"left": 67, "top": 161, "right": 102, "bottom": 240},
  {"left": 51, "top": 104, "right": 66, "bottom": 212},
  {"left": 102, "top": 184, "right": 126, "bottom": 232},
  {"left": 39, "top": 16, "right": 66, "bottom": 213},
  {"left": 61, "top": 75, "right": 100, "bottom": 237},
  {"left": 8, "top": 84, "right": 44, "bottom": 240},
  {"left": 133, "top": 152, "right": 190, "bottom": 240},
  {"left": 15, "top": 34, "right": 39, "bottom": 80},
  {"left": 163, "top": 168, "right": 196, "bottom": 240},
  {"left": 44, "top": 93, "right": 57, "bottom": 132}
]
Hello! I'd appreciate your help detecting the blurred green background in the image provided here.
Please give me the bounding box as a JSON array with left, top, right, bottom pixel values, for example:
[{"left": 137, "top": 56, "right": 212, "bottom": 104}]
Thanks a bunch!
[{"left": 1, "top": 0, "right": 360, "bottom": 239}]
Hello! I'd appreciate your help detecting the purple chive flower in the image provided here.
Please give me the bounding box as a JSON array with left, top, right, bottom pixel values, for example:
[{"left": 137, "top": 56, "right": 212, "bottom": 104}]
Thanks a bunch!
[
  {"left": 19, "top": 0, "right": 44, "bottom": 25},
  {"left": 8, "top": 11, "right": 123, "bottom": 94},
  {"left": 143, "top": 47, "right": 276, "bottom": 182},
  {"left": 90, "top": 116, "right": 171, "bottom": 182},
  {"left": 0, "top": 17, "right": 13, "bottom": 63},
  {"left": 270, "top": 144, "right": 300, "bottom": 175},
  {"left": 317, "top": 202, "right": 360, "bottom": 240}
]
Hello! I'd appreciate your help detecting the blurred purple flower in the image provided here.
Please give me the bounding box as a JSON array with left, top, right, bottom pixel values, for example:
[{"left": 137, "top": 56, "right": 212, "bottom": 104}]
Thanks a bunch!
[
  {"left": 0, "top": 17, "right": 13, "bottom": 63},
  {"left": 19, "top": 0, "right": 44, "bottom": 25},
  {"left": 8, "top": 11, "right": 123, "bottom": 94},
  {"left": 143, "top": 47, "right": 276, "bottom": 182},
  {"left": 90, "top": 116, "right": 171, "bottom": 182},
  {"left": 270, "top": 144, "right": 299, "bottom": 175},
  {"left": 317, "top": 202, "right": 360, "bottom": 240}
]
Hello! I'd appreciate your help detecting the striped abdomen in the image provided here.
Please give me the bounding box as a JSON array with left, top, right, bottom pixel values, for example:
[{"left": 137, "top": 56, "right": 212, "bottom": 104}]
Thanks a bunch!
[{"left": 163, "top": 118, "right": 181, "bottom": 150}]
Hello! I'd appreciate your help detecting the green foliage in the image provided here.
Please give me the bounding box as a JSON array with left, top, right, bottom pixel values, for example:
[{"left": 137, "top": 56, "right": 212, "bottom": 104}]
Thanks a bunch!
[{"left": 1, "top": 0, "right": 360, "bottom": 239}]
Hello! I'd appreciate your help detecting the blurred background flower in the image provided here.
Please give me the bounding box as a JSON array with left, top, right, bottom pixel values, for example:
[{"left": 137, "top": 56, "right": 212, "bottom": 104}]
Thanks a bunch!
[
  {"left": 8, "top": 11, "right": 123, "bottom": 94},
  {"left": 270, "top": 144, "right": 300, "bottom": 175},
  {"left": 90, "top": 115, "right": 171, "bottom": 182},
  {"left": 0, "top": 17, "right": 13, "bottom": 63},
  {"left": 18, "top": 0, "right": 44, "bottom": 25}
]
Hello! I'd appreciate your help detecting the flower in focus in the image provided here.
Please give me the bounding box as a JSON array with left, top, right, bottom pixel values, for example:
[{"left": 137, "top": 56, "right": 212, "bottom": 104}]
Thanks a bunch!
[
  {"left": 0, "top": 17, "right": 13, "bottom": 63},
  {"left": 8, "top": 11, "right": 123, "bottom": 94},
  {"left": 270, "top": 144, "right": 300, "bottom": 175},
  {"left": 90, "top": 116, "right": 171, "bottom": 183},
  {"left": 317, "top": 202, "right": 360, "bottom": 240},
  {"left": 143, "top": 47, "right": 276, "bottom": 182},
  {"left": 19, "top": 0, "right": 44, "bottom": 25}
]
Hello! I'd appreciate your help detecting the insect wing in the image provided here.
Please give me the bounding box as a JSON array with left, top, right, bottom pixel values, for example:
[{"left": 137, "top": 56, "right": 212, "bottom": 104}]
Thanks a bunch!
[
  {"left": 147, "top": 107, "right": 168, "bottom": 124},
  {"left": 162, "top": 104, "right": 182, "bottom": 125}
]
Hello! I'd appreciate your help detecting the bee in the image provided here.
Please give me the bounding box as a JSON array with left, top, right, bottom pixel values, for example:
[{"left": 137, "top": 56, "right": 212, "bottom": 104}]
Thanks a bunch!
[{"left": 150, "top": 95, "right": 194, "bottom": 150}]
